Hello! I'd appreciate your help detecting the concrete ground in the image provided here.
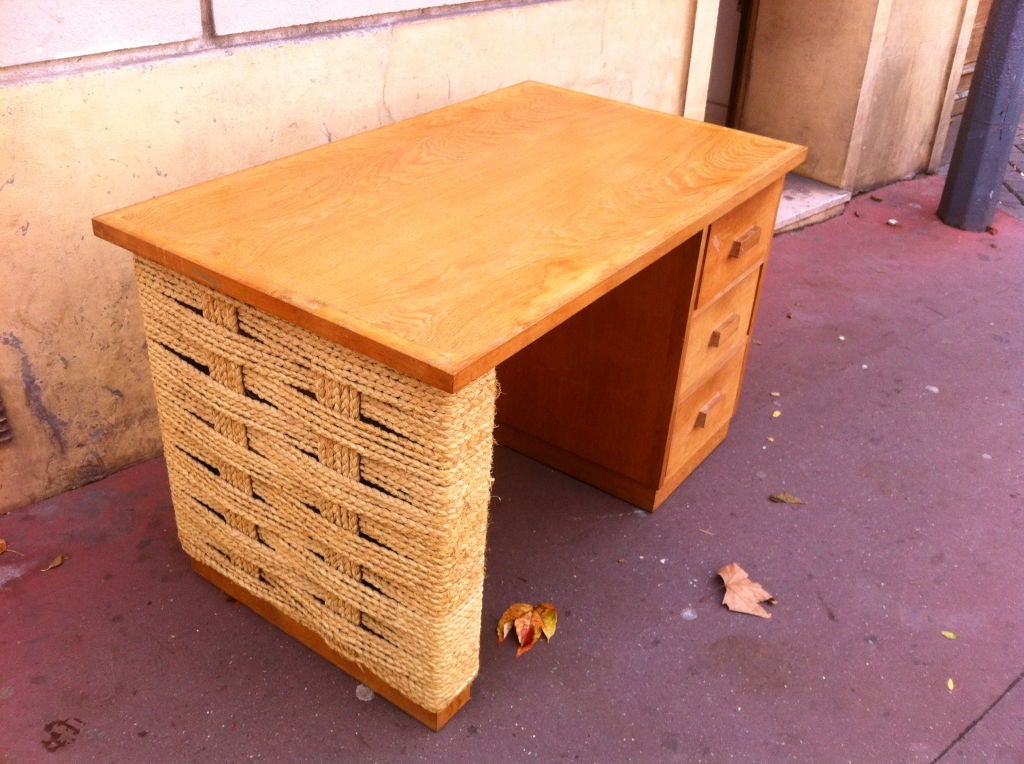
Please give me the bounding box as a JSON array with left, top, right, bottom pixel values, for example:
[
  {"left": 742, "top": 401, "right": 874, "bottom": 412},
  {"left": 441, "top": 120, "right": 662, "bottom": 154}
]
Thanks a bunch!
[
  {"left": 1001, "top": 121, "right": 1024, "bottom": 221},
  {"left": 2, "top": 173, "right": 1022, "bottom": 762}
]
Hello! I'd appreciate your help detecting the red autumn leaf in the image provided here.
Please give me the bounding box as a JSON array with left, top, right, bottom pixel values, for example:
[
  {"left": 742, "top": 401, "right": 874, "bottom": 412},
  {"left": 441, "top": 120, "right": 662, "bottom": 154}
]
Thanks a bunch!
[
  {"left": 718, "top": 562, "right": 776, "bottom": 618},
  {"left": 515, "top": 610, "right": 543, "bottom": 657},
  {"left": 497, "top": 601, "right": 559, "bottom": 657}
]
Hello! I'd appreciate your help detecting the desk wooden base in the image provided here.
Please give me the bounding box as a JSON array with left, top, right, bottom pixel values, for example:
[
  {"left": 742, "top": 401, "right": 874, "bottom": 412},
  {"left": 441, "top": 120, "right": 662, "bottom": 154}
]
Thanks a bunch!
[
  {"left": 496, "top": 420, "right": 730, "bottom": 511},
  {"left": 190, "top": 559, "right": 471, "bottom": 731}
]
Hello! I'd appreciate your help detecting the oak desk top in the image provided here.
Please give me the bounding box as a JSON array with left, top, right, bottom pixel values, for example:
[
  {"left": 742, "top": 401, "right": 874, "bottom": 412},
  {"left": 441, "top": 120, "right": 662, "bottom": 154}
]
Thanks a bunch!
[{"left": 94, "top": 82, "right": 805, "bottom": 392}]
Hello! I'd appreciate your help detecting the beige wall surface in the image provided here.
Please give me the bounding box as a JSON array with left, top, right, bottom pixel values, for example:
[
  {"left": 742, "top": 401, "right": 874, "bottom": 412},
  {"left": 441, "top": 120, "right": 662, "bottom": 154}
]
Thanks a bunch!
[
  {"left": 740, "top": 0, "right": 967, "bottom": 191},
  {"left": 0, "top": 0, "right": 695, "bottom": 512},
  {"left": 849, "top": 1, "right": 965, "bottom": 189},
  {"left": 740, "top": 0, "right": 879, "bottom": 187}
]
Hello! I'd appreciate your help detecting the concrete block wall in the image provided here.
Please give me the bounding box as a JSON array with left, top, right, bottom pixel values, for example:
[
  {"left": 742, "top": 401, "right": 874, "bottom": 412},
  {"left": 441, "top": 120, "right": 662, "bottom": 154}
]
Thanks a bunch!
[
  {"left": 3, "top": 0, "right": 202, "bottom": 67},
  {"left": 213, "top": 1, "right": 469, "bottom": 35},
  {"left": 3, "top": 1, "right": 482, "bottom": 67},
  {"left": 0, "top": 0, "right": 699, "bottom": 512}
]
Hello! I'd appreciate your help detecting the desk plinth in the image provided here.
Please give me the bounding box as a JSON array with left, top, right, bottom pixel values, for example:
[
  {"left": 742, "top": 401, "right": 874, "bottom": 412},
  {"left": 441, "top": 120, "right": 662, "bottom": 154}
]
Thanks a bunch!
[{"left": 93, "top": 82, "right": 805, "bottom": 728}]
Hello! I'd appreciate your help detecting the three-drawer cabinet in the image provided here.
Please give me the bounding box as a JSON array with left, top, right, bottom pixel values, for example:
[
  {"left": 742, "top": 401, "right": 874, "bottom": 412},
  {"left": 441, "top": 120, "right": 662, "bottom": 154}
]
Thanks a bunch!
[{"left": 497, "top": 177, "right": 784, "bottom": 510}]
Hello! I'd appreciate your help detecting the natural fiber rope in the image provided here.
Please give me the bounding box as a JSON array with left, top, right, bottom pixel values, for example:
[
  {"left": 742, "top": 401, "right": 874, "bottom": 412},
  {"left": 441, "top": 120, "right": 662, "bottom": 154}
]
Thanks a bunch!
[{"left": 133, "top": 257, "right": 496, "bottom": 712}]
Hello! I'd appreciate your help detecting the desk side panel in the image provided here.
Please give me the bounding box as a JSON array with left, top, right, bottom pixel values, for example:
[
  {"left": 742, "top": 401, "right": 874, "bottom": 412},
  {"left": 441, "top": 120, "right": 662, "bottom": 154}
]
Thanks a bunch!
[{"left": 495, "top": 235, "right": 702, "bottom": 491}]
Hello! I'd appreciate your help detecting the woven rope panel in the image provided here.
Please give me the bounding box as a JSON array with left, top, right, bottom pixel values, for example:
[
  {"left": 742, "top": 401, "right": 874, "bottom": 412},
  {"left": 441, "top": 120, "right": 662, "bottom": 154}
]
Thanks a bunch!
[{"left": 133, "top": 258, "right": 496, "bottom": 713}]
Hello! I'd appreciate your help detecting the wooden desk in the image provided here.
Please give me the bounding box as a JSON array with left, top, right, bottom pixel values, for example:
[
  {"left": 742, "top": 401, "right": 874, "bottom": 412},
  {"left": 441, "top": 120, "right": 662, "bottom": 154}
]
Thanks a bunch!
[{"left": 94, "top": 82, "right": 805, "bottom": 729}]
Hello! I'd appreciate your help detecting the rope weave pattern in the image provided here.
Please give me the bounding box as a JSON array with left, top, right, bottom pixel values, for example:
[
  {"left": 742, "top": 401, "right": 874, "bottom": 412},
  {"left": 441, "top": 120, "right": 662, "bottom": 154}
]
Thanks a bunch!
[{"left": 133, "top": 258, "right": 496, "bottom": 712}]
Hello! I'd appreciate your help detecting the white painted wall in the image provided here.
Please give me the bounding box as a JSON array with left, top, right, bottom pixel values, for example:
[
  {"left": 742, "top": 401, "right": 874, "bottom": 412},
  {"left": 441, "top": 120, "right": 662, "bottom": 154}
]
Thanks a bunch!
[
  {"left": 213, "top": 0, "right": 469, "bottom": 35},
  {"left": 1, "top": 0, "right": 202, "bottom": 67},
  {"left": 0, "top": 0, "right": 479, "bottom": 67}
]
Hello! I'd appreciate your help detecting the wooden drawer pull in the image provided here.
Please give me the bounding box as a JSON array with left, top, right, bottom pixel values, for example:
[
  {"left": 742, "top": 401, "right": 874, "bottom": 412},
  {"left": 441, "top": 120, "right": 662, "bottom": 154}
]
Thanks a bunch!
[
  {"left": 694, "top": 392, "right": 724, "bottom": 429},
  {"left": 728, "top": 225, "right": 762, "bottom": 259},
  {"left": 709, "top": 312, "right": 741, "bottom": 347}
]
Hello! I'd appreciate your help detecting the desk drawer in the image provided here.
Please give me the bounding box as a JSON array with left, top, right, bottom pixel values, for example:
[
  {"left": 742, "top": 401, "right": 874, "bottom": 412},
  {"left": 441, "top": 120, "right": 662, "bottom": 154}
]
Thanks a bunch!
[
  {"left": 681, "top": 266, "right": 760, "bottom": 387},
  {"left": 698, "top": 182, "right": 780, "bottom": 307},
  {"left": 667, "top": 350, "right": 744, "bottom": 476}
]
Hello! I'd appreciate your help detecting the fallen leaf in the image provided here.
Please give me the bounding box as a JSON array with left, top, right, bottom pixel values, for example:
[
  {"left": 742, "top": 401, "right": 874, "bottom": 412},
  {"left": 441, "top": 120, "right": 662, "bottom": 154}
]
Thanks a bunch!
[
  {"left": 718, "top": 563, "right": 776, "bottom": 618},
  {"left": 771, "top": 410, "right": 782, "bottom": 419},
  {"left": 497, "top": 601, "right": 558, "bottom": 657},
  {"left": 42, "top": 553, "right": 68, "bottom": 571},
  {"left": 769, "top": 492, "right": 805, "bottom": 505},
  {"left": 0, "top": 538, "right": 24, "bottom": 557},
  {"left": 534, "top": 602, "right": 558, "bottom": 640},
  {"left": 870, "top": 194, "right": 883, "bottom": 202},
  {"left": 941, "top": 630, "right": 958, "bottom": 640},
  {"left": 947, "top": 678, "right": 955, "bottom": 691},
  {"left": 514, "top": 610, "right": 543, "bottom": 657},
  {"left": 497, "top": 603, "right": 532, "bottom": 642}
]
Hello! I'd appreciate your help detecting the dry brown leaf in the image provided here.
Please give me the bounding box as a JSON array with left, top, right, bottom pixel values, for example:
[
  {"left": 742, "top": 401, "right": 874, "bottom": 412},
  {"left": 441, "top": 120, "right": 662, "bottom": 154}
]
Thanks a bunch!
[
  {"left": 497, "top": 601, "right": 558, "bottom": 657},
  {"left": 718, "top": 562, "right": 776, "bottom": 618},
  {"left": 0, "top": 538, "right": 24, "bottom": 557},
  {"left": 769, "top": 492, "right": 805, "bottom": 504},
  {"left": 42, "top": 553, "right": 68, "bottom": 572}
]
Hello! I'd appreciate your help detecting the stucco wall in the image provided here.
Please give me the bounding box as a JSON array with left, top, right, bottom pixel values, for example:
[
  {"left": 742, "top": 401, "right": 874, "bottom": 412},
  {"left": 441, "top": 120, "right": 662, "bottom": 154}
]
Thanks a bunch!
[{"left": 0, "top": 0, "right": 696, "bottom": 512}]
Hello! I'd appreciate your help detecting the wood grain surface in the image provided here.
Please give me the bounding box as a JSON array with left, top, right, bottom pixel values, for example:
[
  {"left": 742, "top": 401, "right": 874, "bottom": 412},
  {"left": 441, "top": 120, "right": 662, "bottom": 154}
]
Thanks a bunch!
[{"left": 94, "top": 81, "right": 805, "bottom": 392}]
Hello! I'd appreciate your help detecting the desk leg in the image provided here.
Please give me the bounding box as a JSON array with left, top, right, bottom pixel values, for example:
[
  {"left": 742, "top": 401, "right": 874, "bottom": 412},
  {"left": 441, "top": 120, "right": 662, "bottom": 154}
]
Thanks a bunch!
[{"left": 134, "top": 258, "right": 496, "bottom": 729}]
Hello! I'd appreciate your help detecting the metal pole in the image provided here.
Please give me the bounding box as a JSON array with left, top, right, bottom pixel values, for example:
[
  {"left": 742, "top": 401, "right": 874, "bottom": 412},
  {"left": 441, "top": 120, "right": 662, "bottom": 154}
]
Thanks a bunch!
[{"left": 938, "top": 0, "right": 1024, "bottom": 231}]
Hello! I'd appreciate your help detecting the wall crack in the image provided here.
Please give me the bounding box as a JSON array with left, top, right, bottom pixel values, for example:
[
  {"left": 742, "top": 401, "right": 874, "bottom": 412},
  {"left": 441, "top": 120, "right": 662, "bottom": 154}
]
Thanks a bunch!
[{"left": 0, "top": 332, "right": 68, "bottom": 452}]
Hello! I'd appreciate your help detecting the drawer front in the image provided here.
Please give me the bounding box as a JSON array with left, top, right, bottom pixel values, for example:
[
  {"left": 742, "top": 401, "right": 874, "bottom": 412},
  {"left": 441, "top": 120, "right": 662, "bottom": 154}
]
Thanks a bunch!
[
  {"left": 666, "top": 350, "right": 745, "bottom": 477},
  {"left": 698, "top": 180, "right": 781, "bottom": 307},
  {"left": 681, "top": 266, "right": 761, "bottom": 388}
]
